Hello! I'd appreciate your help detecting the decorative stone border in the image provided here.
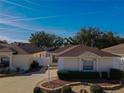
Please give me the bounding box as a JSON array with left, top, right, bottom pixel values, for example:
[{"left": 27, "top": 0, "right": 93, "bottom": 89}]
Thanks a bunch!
[
  {"left": 88, "top": 83, "right": 122, "bottom": 90},
  {"left": 41, "top": 81, "right": 81, "bottom": 91},
  {"left": 36, "top": 77, "right": 82, "bottom": 92},
  {"left": 36, "top": 77, "right": 122, "bottom": 92},
  {"left": 100, "top": 84, "right": 121, "bottom": 90}
]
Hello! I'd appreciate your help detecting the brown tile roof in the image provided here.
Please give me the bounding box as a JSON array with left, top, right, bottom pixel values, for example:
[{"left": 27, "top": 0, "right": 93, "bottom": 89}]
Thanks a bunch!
[
  {"left": 59, "top": 45, "right": 118, "bottom": 57},
  {"left": 102, "top": 43, "right": 124, "bottom": 54},
  {"left": 52, "top": 45, "right": 74, "bottom": 53},
  {"left": 18, "top": 44, "right": 43, "bottom": 54},
  {"left": 0, "top": 47, "right": 13, "bottom": 52},
  {"left": 0, "top": 43, "right": 43, "bottom": 54}
]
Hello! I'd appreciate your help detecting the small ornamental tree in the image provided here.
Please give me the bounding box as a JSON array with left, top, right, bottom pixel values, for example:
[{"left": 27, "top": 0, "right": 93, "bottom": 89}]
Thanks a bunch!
[{"left": 90, "top": 84, "right": 103, "bottom": 93}]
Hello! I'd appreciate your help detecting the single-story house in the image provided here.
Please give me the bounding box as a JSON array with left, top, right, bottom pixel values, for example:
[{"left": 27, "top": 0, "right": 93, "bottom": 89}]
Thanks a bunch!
[
  {"left": 58, "top": 45, "right": 120, "bottom": 72},
  {"left": 0, "top": 43, "right": 49, "bottom": 71},
  {"left": 102, "top": 43, "right": 124, "bottom": 71}
]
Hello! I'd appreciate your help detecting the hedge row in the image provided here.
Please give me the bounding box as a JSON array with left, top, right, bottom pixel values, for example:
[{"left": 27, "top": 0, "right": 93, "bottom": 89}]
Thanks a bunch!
[
  {"left": 109, "top": 68, "right": 124, "bottom": 80},
  {"left": 57, "top": 70, "right": 100, "bottom": 80},
  {"left": 58, "top": 68, "right": 124, "bottom": 80}
]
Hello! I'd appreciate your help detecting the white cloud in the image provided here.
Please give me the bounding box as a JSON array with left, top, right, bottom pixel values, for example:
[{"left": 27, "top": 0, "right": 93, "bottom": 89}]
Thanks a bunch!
[
  {"left": 11, "top": 15, "right": 63, "bottom": 21},
  {"left": 0, "top": 35, "right": 28, "bottom": 43},
  {"left": 0, "top": 17, "right": 68, "bottom": 34},
  {"left": 23, "top": 0, "right": 41, "bottom": 6},
  {"left": 0, "top": 18, "right": 40, "bottom": 31},
  {"left": 1, "top": 0, "right": 34, "bottom": 11},
  {"left": 0, "top": 13, "right": 21, "bottom": 20},
  {"left": 8, "top": 11, "right": 106, "bottom": 22}
]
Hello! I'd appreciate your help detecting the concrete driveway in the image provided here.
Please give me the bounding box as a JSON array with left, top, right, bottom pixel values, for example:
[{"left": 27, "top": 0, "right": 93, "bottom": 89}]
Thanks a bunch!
[{"left": 0, "top": 69, "right": 57, "bottom": 93}]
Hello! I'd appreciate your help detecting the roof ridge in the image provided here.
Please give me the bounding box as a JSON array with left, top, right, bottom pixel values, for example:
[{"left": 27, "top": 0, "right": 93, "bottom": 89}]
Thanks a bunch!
[
  {"left": 102, "top": 43, "right": 124, "bottom": 50},
  {"left": 12, "top": 45, "right": 28, "bottom": 54},
  {"left": 57, "top": 45, "right": 78, "bottom": 55},
  {"left": 59, "top": 44, "right": 118, "bottom": 57},
  {"left": 0, "top": 47, "right": 13, "bottom": 52},
  {"left": 0, "top": 43, "right": 43, "bottom": 54}
]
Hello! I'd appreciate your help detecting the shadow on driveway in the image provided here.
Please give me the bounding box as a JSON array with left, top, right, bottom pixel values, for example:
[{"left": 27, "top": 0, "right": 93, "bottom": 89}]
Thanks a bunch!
[{"left": 16, "top": 66, "right": 48, "bottom": 76}]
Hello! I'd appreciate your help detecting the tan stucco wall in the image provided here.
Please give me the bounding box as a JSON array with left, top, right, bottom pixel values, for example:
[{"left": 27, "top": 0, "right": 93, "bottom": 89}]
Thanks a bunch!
[
  {"left": 58, "top": 52, "right": 114, "bottom": 72},
  {"left": 12, "top": 55, "right": 33, "bottom": 70},
  {"left": 62, "top": 57, "right": 79, "bottom": 71},
  {"left": 32, "top": 51, "right": 49, "bottom": 58},
  {"left": 0, "top": 51, "right": 51, "bottom": 70},
  {"left": 32, "top": 51, "right": 52, "bottom": 66},
  {"left": 0, "top": 52, "right": 12, "bottom": 57},
  {"left": 113, "top": 57, "right": 124, "bottom": 71},
  {"left": 97, "top": 57, "right": 113, "bottom": 72},
  {"left": 79, "top": 52, "right": 99, "bottom": 58}
]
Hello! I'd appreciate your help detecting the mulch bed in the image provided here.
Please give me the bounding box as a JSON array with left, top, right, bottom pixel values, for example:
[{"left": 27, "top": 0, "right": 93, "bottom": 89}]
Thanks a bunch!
[{"left": 42, "top": 79, "right": 71, "bottom": 89}]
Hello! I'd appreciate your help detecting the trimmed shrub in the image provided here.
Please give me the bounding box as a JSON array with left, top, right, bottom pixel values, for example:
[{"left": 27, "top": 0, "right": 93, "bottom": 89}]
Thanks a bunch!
[
  {"left": 61, "top": 86, "right": 72, "bottom": 93},
  {"left": 90, "top": 84, "right": 103, "bottom": 93},
  {"left": 57, "top": 70, "right": 70, "bottom": 80},
  {"left": 80, "top": 89, "right": 88, "bottom": 93},
  {"left": 101, "top": 72, "right": 108, "bottom": 79},
  {"left": 30, "top": 61, "right": 39, "bottom": 69},
  {"left": 0, "top": 69, "right": 15, "bottom": 74},
  {"left": 33, "top": 87, "right": 44, "bottom": 93},
  {"left": 110, "top": 68, "right": 124, "bottom": 80},
  {"left": 57, "top": 70, "right": 100, "bottom": 80},
  {"left": 16, "top": 67, "right": 20, "bottom": 72}
]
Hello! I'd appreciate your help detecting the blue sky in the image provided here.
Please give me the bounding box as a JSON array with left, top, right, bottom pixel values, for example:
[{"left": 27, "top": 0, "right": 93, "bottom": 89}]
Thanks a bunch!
[{"left": 0, "top": 0, "right": 124, "bottom": 42}]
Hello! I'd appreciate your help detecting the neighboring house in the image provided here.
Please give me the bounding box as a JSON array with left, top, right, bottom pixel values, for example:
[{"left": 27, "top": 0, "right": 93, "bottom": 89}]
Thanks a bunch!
[
  {"left": 0, "top": 43, "right": 49, "bottom": 71},
  {"left": 102, "top": 43, "right": 124, "bottom": 70},
  {"left": 58, "top": 45, "right": 119, "bottom": 72}
]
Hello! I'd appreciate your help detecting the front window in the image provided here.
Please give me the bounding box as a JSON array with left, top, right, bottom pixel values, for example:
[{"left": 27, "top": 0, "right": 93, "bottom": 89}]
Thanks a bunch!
[
  {"left": 1, "top": 57, "right": 10, "bottom": 67},
  {"left": 83, "top": 61, "right": 94, "bottom": 71}
]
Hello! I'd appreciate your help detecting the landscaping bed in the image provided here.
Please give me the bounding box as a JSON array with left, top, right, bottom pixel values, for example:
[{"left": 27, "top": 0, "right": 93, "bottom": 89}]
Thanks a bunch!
[
  {"left": 42, "top": 79, "right": 71, "bottom": 89},
  {"left": 36, "top": 78, "right": 79, "bottom": 93},
  {"left": 38, "top": 78, "right": 122, "bottom": 93},
  {"left": 81, "top": 80, "right": 121, "bottom": 90}
]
